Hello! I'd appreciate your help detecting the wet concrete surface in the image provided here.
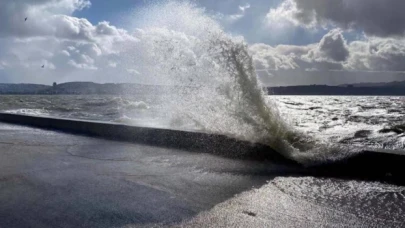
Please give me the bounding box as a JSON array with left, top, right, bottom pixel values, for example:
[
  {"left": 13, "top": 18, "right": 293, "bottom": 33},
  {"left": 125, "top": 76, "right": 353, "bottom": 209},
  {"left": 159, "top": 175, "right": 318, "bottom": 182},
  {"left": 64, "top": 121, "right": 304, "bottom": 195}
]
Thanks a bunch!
[
  {"left": 0, "top": 123, "right": 291, "bottom": 227},
  {"left": 178, "top": 177, "right": 405, "bottom": 228},
  {"left": 1, "top": 122, "right": 405, "bottom": 228}
]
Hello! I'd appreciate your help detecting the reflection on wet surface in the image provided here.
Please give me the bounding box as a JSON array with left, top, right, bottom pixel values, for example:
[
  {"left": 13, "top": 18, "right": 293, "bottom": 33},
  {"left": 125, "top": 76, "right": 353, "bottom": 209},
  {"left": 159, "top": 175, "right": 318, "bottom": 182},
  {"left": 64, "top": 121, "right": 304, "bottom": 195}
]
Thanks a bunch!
[{"left": 180, "top": 177, "right": 405, "bottom": 227}]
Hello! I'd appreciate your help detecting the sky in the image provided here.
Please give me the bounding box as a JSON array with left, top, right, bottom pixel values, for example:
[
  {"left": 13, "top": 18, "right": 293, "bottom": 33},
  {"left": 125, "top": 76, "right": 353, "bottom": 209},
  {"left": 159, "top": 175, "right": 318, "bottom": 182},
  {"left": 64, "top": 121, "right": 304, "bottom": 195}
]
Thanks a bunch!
[{"left": 1, "top": 0, "right": 405, "bottom": 86}]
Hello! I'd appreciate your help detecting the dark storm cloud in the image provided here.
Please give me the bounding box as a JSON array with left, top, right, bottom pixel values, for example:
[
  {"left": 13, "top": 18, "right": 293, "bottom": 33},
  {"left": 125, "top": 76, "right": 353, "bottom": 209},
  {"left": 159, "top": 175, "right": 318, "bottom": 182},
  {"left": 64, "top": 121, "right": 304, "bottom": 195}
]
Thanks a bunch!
[
  {"left": 259, "top": 70, "right": 405, "bottom": 86},
  {"left": 290, "top": 0, "right": 405, "bottom": 37},
  {"left": 317, "top": 29, "right": 349, "bottom": 62}
]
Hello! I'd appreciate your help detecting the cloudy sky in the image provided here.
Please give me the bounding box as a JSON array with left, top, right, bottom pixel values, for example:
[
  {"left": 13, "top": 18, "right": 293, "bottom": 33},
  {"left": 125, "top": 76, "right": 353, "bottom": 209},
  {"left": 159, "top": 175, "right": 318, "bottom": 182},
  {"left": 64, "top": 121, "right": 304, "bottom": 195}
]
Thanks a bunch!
[{"left": 1, "top": 0, "right": 405, "bottom": 86}]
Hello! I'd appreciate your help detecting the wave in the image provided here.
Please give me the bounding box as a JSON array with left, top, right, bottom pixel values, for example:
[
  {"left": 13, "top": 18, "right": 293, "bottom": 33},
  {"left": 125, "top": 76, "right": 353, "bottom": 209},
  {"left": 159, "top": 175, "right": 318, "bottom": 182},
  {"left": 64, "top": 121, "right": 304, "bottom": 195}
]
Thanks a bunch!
[
  {"left": 5, "top": 109, "right": 50, "bottom": 117},
  {"left": 122, "top": 1, "right": 359, "bottom": 165},
  {"left": 82, "top": 97, "right": 149, "bottom": 110}
]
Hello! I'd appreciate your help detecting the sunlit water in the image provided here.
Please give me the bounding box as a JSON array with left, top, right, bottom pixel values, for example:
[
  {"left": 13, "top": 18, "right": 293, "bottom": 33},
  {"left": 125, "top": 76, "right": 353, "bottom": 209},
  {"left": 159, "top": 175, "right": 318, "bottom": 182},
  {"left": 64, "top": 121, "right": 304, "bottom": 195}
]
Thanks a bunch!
[
  {"left": 1, "top": 95, "right": 404, "bottom": 152},
  {"left": 276, "top": 96, "right": 405, "bottom": 150}
]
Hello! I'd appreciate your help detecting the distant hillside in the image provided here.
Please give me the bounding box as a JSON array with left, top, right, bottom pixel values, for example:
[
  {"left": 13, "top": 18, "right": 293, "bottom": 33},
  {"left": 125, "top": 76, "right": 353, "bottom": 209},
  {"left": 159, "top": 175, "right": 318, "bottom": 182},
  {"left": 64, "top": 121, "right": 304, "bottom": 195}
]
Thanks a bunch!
[
  {"left": 269, "top": 83, "right": 405, "bottom": 96},
  {"left": 0, "top": 80, "right": 405, "bottom": 95},
  {"left": 339, "top": 80, "right": 405, "bottom": 88},
  {"left": 39, "top": 82, "right": 164, "bottom": 95},
  {"left": 0, "top": 84, "right": 50, "bottom": 94},
  {"left": 0, "top": 82, "right": 158, "bottom": 95}
]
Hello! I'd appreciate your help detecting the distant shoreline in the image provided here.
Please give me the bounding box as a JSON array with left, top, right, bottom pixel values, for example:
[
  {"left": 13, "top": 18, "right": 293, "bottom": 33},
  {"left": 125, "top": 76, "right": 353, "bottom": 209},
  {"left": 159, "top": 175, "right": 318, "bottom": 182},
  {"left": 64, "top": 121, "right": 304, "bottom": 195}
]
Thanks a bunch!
[
  {"left": 268, "top": 85, "right": 405, "bottom": 96},
  {"left": 1, "top": 81, "right": 405, "bottom": 96}
]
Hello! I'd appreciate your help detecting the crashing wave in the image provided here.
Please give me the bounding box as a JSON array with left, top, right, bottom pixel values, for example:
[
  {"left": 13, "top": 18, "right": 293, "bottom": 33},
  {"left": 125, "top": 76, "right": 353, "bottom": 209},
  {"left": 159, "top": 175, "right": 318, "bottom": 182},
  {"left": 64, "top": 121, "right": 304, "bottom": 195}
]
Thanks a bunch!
[{"left": 118, "top": 1, "right": 359, "bottom": 164}]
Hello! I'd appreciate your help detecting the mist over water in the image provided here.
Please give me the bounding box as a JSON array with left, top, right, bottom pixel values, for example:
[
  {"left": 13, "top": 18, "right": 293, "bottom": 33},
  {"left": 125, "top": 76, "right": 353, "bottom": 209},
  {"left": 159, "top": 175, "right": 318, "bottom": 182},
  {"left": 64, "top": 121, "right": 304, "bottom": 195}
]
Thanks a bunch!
[{"left": 117, "top": 1, "right": 357, "bottom": 164}]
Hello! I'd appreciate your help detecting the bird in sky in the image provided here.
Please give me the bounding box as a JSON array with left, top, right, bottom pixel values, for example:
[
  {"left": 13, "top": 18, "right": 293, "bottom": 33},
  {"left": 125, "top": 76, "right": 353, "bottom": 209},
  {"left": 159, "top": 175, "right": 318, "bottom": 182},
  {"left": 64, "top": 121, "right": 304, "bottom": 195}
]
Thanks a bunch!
[
  {"left": 42, "top": 65, "right": 45, "bottom": 68},
  {"left": 25, "top": 17, "right": 28, "bottom": 21}
]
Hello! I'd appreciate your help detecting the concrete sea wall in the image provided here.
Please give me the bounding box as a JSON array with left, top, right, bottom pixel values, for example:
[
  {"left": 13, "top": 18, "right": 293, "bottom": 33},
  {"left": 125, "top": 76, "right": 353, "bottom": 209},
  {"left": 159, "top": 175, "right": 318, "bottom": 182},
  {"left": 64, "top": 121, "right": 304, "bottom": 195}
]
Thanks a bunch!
[
  {"left": 0, "top": 113, "right": 291, "bottom": 163},
  {"left": 1, "top": 112, "right": 405, "bottom": 185}
]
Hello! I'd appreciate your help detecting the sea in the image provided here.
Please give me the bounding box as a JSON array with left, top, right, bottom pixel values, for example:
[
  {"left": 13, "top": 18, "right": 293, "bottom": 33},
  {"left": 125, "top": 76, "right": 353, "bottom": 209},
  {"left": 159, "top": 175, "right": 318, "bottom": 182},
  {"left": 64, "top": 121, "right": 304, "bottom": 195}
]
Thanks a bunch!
[{"left": 1, "top": 95, "right": 404, "bottom": 152}]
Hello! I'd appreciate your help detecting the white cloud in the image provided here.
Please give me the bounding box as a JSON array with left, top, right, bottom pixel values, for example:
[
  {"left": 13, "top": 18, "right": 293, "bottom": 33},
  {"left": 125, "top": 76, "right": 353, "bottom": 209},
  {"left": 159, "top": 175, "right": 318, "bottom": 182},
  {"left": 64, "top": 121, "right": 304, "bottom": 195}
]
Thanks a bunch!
[
  {"left": 250, "top": 29, "right": 405, "bottom": 84},
  {"left": 238, "top": 3, "right": 251, "bottom": 14},
  {"left": 266, "top": 0, "right": 304, "bottom": 28},
  {"left": 266, "top": 0, "right": 405, "bottom": 37},
  {"left": 108, "top": 62, "right": 117, "bottom": 68},
  {"left": 61, "top": 50, "right": 70, "bottom": 57},
  {"left": 0, "top": 0, "right": 140, "bottom": 83},
  {"left": 0, "top": 0, "right": 91, "bottom": 38},
  {"left": 345, "top": 38, "right": 405, "bottom": 72},
  {"left": 0, "top": 61, "right": 7, "bottom": 70},
  {"left": 126, "top": 69, "right": 140, "bottom": 75},
  {"left": 250, "top": 29, "right": 348, "bottom": 73},
  {"left": 250, "top": 43, "right": 299, "bottom": 71},
  {"left": 217, "top": 3, "right": 251, "bottom": 24}
]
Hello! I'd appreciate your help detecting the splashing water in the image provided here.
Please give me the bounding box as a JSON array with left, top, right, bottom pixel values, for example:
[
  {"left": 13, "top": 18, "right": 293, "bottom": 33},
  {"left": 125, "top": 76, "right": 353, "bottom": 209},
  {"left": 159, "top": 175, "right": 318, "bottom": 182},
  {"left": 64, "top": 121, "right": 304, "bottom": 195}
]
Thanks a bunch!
[{"left": 121, "top": 1, "right": 358, "bottom": 164}]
